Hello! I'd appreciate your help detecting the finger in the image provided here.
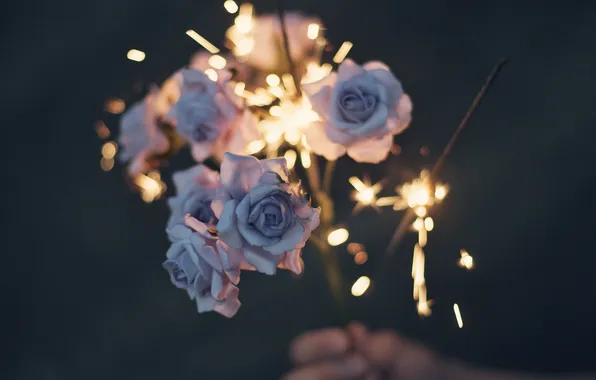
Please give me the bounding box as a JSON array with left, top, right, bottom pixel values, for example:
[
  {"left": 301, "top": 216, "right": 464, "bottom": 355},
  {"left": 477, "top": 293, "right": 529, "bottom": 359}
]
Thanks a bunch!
[
  {"left": 361, "top": 330, "right": 404, "bottom": 369},
  {"left": 290, "top": 328, "right": 350, "bottom": 365},
  {"left": 282, "top": 354, "right": 368, "bottom": 380},
  {"left": 347, "top": 322, "right": 368, "bottom": 348}
]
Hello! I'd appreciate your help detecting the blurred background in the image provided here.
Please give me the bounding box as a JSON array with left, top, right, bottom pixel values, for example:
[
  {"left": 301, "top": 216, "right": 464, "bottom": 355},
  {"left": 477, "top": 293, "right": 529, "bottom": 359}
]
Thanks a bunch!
[{"left": 4, "top": 0, "right": 596, "bottom": 379}]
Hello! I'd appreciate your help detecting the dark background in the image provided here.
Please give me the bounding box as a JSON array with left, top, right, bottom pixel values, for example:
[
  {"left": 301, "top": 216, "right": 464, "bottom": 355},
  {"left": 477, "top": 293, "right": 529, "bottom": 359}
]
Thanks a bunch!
[{"left": 5, "top": 0, "right": 596, "bottom": 379}]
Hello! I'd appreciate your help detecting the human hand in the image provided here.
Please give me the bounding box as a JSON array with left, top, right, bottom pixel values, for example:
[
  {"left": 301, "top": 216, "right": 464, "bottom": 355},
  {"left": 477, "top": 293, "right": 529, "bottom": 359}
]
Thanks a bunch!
[{"left": 282, "top": 322, "right": 443, "bottom": 380}]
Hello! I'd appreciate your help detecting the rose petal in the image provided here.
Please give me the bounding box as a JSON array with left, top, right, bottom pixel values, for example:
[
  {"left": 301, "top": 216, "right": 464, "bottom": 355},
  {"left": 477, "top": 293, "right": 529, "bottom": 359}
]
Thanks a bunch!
[
  {"left": 322, "top": 120, "right": 355, "bottom": 145},
  {"left": 337, "top": 59, "right": 366, "bottom": 83},
  {"left": 278, "top": 249, "right": 304, "bottom": 274},
  {"left": 216, "top": 241, "right": 247, "bottom": 278},
  {"left": 302, "top": 72, "right": 337, "bottom": 98},
  {"left": 165, "top": 241, "right": 185, "bottom": 260},
  {"left": 260, "top": 157, "right": 288, "bottom": 181},
  {"left": 166, "top": 224, "right": 193, "bottom": 242},
  {"left": 190, "top": 234, "right": 222, "bottom": 271},
  {"left": 210, "top": 190, "right": 230, "bottom": 219},
  {"left": 210, "top": 270, "right": 225, "bottom": 299},
  {"left": 259, "top": 172, "right": 284, "bottom": 185},
  {"left": 303, "top": 73, "right": 337, "bottom": 118},
  {"left": 353, "top": 103, "right": 389, "bottom": 137},
  {"left": 172, "top": 165, "right": 206, "bottom": 194},
  {"left": 213, "top": 285, "right": 241, "bottom": 318},
  {"left": 196, "top": 294, "right": 217, "bottom": 313},
  {"left": 220, "top": 153, "right": 263, "bottom": 199},
  {"left": 191, "top": 142, "right": 213, "bottom": 162},
  {"left": 127, "top": 152, "right": 152, "bottom": 176},
  {"left": 243, "top": 246, "right": 280, "bottom": 275},
  {"left": 247, "top": 184, "right": 279, "bottom": 205},
  {"left": 217, "top": 199, "right": 244, "bottom": 248},
  {"left": 264, "top": 221, "right": 305, "bottom": 255},
  {"left": 303, "top": 122, "right": 347, "bottom": 160},
  {"left": 184, "top": 214, "right": 211, "bottom": 236},
  {"left": 394, "top": 93, "right": 413, "bottom": 134},
  {"left": 223, "top": 110, "right": 260, "bottom": 157},
  {"left": 347, "top": 134, "right": 393, "bottom": 163},
  {"left": 189, "top": 52, "right": 210, "bottom": 71},
  {"left": 236, "top": 195, "right": 279, "bottom": 247},
  {"left": 215, "top": 92, "right": 238, "bottom": 124}
]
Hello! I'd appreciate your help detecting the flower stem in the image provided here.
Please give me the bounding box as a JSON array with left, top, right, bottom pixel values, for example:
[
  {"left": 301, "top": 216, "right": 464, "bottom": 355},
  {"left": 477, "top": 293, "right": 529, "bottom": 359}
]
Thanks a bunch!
[
  {"left": 322, "top": 160, "right": 336, "bottom": 195},
  {"left": 275, "top": 0, "right": 302, "bottom": 98},
  {"left": 304, "top": 155, "right": 348, "bottom": 324}
]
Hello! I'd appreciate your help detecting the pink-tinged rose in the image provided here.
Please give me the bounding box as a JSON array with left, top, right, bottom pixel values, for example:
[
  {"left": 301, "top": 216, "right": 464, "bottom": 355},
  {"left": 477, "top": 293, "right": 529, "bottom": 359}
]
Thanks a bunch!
[
  {"left": 154, "top": 70, "right": 184, "bottom": 119},
  {"left": 117, "top": 88, "right": 170, "bottom": 175},
  {"left": 303, "top": 59, "right": 413, "bottom": 163},
  {"left": 212, "top": 153, "right": 320, "bottom": 276},
  {"left": 166, "top": 69, "right": 260, "bottom": 162},
  {"left": 163, "top": 224, "right": 241, "bottom": 318},
  {"left": 228, "top": 12, "right": 321, "bottom": 72},
  {"left": 166, "top": 165, "right": 221, "bottom": 243}
]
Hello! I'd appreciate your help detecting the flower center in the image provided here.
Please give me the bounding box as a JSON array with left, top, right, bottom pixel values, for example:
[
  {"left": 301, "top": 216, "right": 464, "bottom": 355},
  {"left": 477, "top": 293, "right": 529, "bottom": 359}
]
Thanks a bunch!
[
  {"left": 173, "top": 266, "right": 187, "bottom": 282},
  {"left": 192, "top": 125, "right": 209, "bottom": 142},
  {"left": 191, "top": 200, "right": 215, "bottom": 223}
]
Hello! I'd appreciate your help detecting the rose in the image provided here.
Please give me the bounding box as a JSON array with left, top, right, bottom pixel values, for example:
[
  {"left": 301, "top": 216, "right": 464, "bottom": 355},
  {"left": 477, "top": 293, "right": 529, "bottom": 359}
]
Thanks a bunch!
[
  {"left": 118, "top": 88, "right": 170, "bottom": 175},
  {"left": 166, "top": 69, "right": 260, "bottom": 162},
  {"left": 166, "top": 165, "right": 221, "bottom": 242},
  {"left": 303, "top": 59, "right": 413, "bottom": 163},
  {"left": 163, "top": 225, "right": 240, "bottom": 318},
  {"left": 212, "top": 153, "right": 320, "bottom": 275}
]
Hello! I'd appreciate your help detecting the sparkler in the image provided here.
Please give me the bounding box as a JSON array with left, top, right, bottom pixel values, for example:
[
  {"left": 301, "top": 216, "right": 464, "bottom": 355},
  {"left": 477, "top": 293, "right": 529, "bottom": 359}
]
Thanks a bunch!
[
  {"left": 98, "top": 0, "right": 506, "bottom": 326},
  {"left": 349, "top": 176, "right": 383, "bottom": 214}
]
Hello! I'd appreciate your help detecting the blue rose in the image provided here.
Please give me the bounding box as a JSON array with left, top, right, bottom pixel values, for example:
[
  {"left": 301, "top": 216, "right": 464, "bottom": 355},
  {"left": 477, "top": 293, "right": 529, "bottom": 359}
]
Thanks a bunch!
[{"left": 163, "top": 226, "right": 241, "bottom": 318}]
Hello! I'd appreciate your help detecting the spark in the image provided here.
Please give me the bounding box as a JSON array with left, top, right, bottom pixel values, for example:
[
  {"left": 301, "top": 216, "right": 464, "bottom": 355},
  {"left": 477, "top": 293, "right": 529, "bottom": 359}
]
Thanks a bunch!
[
  {"left": 126, "top": 49, "right": 145, "bottom": 62},
  {"left": 101, "top": 141, "right": 117, "bottom": 160},
  {"left": 269, "top": 105, "right": 283, "bottom": 117},
  {"left": 204, "top": 69, "right": 218, "bottom": 82},
  {"left": 349, "top": 176, "right": 383, "bottom": 214},
  {"left": 223, "top": 0, "right": 238, "bottom": 13},
  {"left": 424, "top": 217, "right": 434, "bottom": 231},
  {"left": 234, "top": 3, "right": 254, "bottom": 34},
  {"left": 246, "top": 140, "right": 266, "bottom": 155},
  {"left": 458, "top": 249, "right": 475, "bottom": 270},
  {"left": 347, "top": 242, "right": 365, "bottom": 255},
  {"left": 234, "top": 82, "right": 246, "bottom": 96},
  {"left": 94, "top": 121, "right": 110, "bottom": 139},
  {"left": 333, "top": 41, "right": 353, "bottom": 64},
  {"left": 354, "top": 251, "right": 368, "bottom": 264},
  {"left": 453, "top": 303, "right": 464, "bottom": 328},
  {"left": 307, "top": 23, "right": 320, "bottom": 40},
  {"left": 300, "top": 149, "right": 311, "bottom": 168},
  {"left": 283, "top": 149, "right": 297, "bottom": 169},
  {"left": 100, "top": 157, "right": 114, "bottom": 171},
  {"left": 377, "top": 170, "right": 448, "bottom": 212},
  {"left": 186, "top": 30, "right": 220, "bottom": 54},
  {"left": 105, "top": 99, "right": 125, "bottom": 114},
  {"left": 282, "top": 73, "right": 297, "bottom": 95},
  {"left": 351, "top": 276, "right": 371, "bottom": 297},
  {"left": 134, "top": 171, "right": 166, "bottom": 203},
  {"left": 266, "top": 74, "right": 281, "bottom": 87},
  {"left": 208, "top": 54, "right": 227, "bottom": 69},
  {"left": 257, "top": 97, "right": 320, "bottom": 152},
  {"left": 416, "top": 284, "right": 433, "bottom": 317},
  {"left": 327, "top": 228, "right": 349, "bottom": 246},
  {"left": 302, "top": 62, "right": 332, "bottom": 84}
]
